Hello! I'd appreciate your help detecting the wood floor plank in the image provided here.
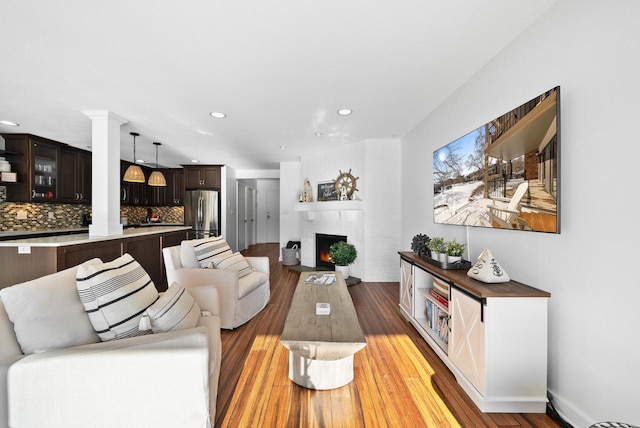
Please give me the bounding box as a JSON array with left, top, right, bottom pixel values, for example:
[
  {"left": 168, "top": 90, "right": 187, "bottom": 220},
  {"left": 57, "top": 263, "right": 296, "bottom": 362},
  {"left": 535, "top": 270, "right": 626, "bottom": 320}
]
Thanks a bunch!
[
  {"left": 351, "top": 364, "right": 388, "bottom": 427},
  {"left": 405, "top": 377, "right": 461, "bottom": 427},
  {"left": 263, "top": 385, "right": 292, "bottom": 427},
  {"left": 213, "top": 243, "right": 560, "bottom": 428}
]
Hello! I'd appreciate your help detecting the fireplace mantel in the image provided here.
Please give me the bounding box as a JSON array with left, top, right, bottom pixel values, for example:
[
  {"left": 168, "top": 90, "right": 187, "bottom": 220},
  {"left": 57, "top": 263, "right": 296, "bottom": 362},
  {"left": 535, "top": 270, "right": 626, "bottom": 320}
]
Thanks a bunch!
[{"left": 294, "top": 200, "right": 363, "bottom": 220}]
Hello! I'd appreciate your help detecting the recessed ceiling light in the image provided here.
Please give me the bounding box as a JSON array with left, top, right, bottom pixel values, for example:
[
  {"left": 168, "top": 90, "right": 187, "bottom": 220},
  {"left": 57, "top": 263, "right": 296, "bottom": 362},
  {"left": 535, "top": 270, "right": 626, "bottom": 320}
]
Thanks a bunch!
[
  {"left": 209, "top": 112, "right": 227, "bottom": 119},
  {"left": 0, "top": 120, "right": 19, "bottom": 126},
  {"left": 191, "top": 159, "right": 199, "bottom": 163},
  {"left": 279, "top": 146, "right": 286, "bottom": 150},
  {"left": 137, "top": 159, "right": 145, "bottom": 164},
  {"left": 314, "top": 132, "right": 323, "bottom": 137},
  {"left": 337, "top": 108, "right": 352, "bottom": 116}
]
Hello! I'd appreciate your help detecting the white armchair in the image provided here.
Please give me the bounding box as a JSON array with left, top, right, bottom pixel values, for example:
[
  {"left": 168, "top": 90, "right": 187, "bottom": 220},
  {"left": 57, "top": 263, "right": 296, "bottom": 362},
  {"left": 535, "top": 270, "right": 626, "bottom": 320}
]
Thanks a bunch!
[
  {"left": 0, "top": 261, "right": 222, "bottom": 428},
  {"left": 163, "top": 245, "right": 270, "bottom": 329}
]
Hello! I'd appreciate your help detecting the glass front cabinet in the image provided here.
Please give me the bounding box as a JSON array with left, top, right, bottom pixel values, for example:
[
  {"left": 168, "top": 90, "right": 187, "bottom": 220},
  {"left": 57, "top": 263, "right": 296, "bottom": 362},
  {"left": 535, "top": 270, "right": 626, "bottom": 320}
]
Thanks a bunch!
[
  {"left": 2, "top": 134, "right": 63, "bottom": 202},
  {"left": 32, "top": 140, "right": 59, "bottom": 201}
]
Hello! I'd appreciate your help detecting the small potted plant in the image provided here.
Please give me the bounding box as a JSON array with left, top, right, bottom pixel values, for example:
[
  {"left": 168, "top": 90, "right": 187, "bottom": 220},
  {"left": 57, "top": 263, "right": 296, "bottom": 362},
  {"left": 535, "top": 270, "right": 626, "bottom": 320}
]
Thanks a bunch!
[
  {"left": 428, "top": 237, "right": 445, "bottom": 262},
  {"left": 329, "top": 241, "right": 357, "bottom": 279},
  {"left": 444, "top": 238, "right": 466, "bottom": 263},
  {"left": 411, "top": 233, "right": 431, "bottom": 259}
]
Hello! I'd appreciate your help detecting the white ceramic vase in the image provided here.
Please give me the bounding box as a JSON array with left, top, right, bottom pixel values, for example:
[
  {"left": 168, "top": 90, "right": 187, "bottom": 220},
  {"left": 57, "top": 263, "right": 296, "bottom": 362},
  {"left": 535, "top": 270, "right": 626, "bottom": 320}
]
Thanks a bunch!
[{"left": 447, "top": 255, "right": 462, "bottom": 264}]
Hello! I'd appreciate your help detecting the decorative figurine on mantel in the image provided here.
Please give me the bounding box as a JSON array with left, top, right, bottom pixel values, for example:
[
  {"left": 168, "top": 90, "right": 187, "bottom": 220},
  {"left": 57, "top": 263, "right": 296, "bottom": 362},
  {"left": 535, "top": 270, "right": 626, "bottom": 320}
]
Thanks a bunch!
[
  {"left": 302, "top": 179, "right": 313, "bottom": 202},
  {"left": 334, "top": 169, "right": 359, "bottom": 201}
]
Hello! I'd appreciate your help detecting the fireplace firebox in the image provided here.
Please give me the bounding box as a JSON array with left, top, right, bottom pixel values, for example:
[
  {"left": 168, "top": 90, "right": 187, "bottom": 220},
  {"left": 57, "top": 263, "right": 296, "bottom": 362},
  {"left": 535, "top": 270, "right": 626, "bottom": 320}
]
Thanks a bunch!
[{"left": 316, "top": 233, "right": 348, "bottom": 269}]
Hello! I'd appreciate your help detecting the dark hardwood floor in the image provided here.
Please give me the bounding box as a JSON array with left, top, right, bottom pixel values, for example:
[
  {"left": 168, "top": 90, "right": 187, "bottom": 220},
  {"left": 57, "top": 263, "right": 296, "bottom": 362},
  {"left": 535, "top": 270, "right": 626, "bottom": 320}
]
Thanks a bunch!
[{"left": 215, "top": 243, "right": 559, "bottom": 427}]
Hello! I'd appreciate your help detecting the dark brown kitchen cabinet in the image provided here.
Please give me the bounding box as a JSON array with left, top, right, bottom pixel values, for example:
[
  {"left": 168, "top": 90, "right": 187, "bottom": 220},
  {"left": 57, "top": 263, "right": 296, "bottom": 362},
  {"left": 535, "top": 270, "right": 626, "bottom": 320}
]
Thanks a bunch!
[
  {"left": 1, "top": 134, "right": 63, "bottom": 202},
  {"left": 171, "top": 169, "right": 184, "bottom": 205},
  {"left": 183, "top": 165, "right": 221, "bottom": 189},
  {"left": 149, "top": 168, "right": 184, "bottom": 206},
  {"left": 120, "top": 160, "right": 149, "bottom": 206},
  {"left": 0, "top": 228, "right": 189, "bottom": 291},
  {"left": 60, "top": 146, "right": 92, "bottom": 204}
]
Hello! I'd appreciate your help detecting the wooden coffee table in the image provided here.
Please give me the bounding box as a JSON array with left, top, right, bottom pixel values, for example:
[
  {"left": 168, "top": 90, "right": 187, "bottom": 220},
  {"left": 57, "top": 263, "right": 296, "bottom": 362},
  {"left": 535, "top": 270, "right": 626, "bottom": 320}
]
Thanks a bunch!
[{"left": 280, "top": 271, "right": 366, "bottom": 390}]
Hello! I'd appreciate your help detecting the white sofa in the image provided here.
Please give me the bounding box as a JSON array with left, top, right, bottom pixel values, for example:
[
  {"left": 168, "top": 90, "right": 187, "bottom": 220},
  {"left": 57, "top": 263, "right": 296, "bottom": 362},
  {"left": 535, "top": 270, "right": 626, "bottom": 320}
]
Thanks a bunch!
[
  {"left": 0, "top": 259, "right": 222, "bottom": 428},
  {"left": 163, "top": 244, "right": 270, "bottom": 329}
]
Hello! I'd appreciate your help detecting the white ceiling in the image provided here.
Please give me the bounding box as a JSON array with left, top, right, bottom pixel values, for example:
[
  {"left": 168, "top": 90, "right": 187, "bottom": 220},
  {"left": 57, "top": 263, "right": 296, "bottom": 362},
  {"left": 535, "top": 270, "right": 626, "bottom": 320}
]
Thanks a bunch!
[{"left": 0, "top": 1, "right": 558, "bottom": 171}]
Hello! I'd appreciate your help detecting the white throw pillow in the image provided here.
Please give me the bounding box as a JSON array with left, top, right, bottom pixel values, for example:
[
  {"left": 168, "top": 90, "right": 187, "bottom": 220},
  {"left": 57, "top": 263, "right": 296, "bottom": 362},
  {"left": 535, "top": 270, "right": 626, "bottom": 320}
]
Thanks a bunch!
[
  {"left": 139, "top": 283, "right": 200, "bottom": 333},
  {"left": 0, "top": 259, "right": 102, "bottom": 354},
  {"left": 180, "top": 236, "right": 231, "bottom": 268},
  {"left": 76, "top": 253, "right": 159, "bottom": 342},
  {"left": 213, "top": 251, "right": 255, "bottom": 278}
]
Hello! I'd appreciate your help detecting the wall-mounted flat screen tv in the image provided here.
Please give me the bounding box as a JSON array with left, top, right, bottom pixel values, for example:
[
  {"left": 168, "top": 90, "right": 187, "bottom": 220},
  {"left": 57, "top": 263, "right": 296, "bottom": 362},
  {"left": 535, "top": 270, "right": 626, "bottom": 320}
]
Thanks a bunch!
[{"left": 433, "top": 86, "right": 560, "bottom": 233}]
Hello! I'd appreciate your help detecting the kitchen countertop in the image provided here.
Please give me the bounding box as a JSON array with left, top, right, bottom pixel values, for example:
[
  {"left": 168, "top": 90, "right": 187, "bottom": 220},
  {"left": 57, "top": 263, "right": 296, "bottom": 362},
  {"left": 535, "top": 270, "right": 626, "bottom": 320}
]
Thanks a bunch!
[
  {"left": 0, "top": 225, "right": 190, "bottom": 247},
  {"left": 0, "top": 227, "right": 90, "bottom": 241}
]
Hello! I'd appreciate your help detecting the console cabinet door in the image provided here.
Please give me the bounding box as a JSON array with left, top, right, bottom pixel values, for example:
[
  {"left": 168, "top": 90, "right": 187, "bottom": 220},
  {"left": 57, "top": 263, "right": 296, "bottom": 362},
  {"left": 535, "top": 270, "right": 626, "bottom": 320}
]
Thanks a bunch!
[
  {"left": 399, "top": 259, "right": 414, "bottom": 316},
  {"left": 449, "top": 287, "right": 486, "bottom": 395}
]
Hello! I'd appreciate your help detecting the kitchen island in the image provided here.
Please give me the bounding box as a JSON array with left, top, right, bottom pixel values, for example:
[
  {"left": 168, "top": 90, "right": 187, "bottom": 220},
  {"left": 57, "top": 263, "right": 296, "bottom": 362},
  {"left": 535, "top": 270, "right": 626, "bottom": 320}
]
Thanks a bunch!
[{"left": 0, "top": 225, "right": 191, "bottom": 290}]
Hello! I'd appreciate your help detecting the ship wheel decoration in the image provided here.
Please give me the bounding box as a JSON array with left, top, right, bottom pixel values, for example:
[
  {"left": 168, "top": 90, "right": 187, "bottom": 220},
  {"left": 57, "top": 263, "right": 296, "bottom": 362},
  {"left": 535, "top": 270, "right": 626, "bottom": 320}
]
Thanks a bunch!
[{"left": 334, "top": 169, "right": 359, "bottom": 200}]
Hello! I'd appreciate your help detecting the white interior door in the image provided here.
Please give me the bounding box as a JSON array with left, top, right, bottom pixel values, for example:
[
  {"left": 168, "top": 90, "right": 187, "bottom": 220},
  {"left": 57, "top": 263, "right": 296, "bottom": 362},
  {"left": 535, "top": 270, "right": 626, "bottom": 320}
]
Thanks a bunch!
[{"left": 266, "top": 189, "right": 280, "bottom": 243}]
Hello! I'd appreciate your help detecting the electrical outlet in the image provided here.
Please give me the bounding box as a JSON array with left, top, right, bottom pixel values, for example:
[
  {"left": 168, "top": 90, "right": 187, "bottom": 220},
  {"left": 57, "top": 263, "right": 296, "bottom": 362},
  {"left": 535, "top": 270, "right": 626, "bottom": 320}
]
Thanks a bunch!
[
  {"left": 48, "top": 211, "right": 55, "bottom": 219},
  {"left": 18, "top": 246, "right": 31, "bottom": 254},
  {"left": 16, "top": 211, "right": 27, "bottom": 220}
]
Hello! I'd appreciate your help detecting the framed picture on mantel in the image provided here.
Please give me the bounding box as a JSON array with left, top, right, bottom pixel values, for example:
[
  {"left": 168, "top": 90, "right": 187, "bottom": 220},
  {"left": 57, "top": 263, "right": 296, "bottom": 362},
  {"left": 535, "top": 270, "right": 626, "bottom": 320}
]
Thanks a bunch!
[{"left": 317, "top": 181, "right": 338, "bottom": 201}]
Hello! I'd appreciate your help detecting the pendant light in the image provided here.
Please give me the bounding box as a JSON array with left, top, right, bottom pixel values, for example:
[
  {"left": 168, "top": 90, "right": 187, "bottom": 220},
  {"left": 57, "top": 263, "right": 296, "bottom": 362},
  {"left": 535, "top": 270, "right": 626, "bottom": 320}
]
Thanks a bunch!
[
  {"left": 148, "top": 142, "right": 167, "bottom": 186},
  {"left": 123, "top": 132, "right": 145, "bottom": 183}
]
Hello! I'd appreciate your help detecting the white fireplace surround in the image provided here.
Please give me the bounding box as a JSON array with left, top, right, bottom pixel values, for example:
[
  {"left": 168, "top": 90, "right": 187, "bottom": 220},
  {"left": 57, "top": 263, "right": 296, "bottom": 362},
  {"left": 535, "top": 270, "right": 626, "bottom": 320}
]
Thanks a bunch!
[
  {"left": 280, "top": 139, "right": 401, "bottom": 282},
  {"left": 296, "top": 201, "right": 364, "bottom": 278}
]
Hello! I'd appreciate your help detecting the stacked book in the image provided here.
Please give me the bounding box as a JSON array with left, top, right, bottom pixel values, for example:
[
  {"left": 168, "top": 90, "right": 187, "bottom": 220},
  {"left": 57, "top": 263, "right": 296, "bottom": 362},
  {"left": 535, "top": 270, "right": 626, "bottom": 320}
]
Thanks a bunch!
[
  {"left": 425, "top": 277, "right": 450, "bottom": 344},
  {"left": 430, "top": 277, "right": 449, "bottom": 307}
]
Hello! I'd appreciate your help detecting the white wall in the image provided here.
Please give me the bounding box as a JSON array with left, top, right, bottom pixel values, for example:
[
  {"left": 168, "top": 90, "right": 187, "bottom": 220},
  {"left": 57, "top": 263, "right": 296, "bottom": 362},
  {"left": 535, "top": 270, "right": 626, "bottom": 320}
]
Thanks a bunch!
[
  {"left": 279, "top": 161, "right": 302, "bottom": 260},
  {"left": 222, "top": 165, "right": 237, "bottom": 251},
  {"left": 364, "top": 139, "right": 401, "bottom": 280},
  {"left": 401, "top": 0, "right": 640, "bottom": 426}
]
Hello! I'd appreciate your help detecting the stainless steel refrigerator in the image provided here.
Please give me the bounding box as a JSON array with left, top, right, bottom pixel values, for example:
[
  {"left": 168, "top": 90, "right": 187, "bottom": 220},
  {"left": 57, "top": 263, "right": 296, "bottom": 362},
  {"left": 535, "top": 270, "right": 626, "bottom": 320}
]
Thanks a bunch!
[{"left": 184, "top": 190, "right": 220, "bottom": 239}]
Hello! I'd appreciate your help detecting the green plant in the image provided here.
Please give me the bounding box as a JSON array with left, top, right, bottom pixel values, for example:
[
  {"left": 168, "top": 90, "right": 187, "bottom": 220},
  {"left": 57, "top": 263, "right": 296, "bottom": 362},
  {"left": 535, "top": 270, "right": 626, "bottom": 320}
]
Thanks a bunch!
[
  {"left": 427, "top": 237, "right": 445, "bottom": 253},
  {"left": 444, "top": 238, "right": 465, "bottom": 257},
  {"left": 329, "top": 241, "right": 357, "bottom": 266},
  {"left": 411, "top": 233, "right": 431, "bottom": 256}
]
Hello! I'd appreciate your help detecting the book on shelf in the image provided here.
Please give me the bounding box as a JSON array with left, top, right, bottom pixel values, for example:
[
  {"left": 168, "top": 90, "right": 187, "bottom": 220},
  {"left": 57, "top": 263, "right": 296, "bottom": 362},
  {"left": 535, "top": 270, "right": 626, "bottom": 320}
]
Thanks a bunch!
[
  {"left": 425, "top": 300, "right": 449, "bottom": 344},
  {"left": 432, "top": 278, "right": 449, "bottom": 299},
  {"left": 305, "top": 273, "right": 336, "bottom": 285},
  {"left": 428, "top": 289, "right": 449, "bottom": 308}
]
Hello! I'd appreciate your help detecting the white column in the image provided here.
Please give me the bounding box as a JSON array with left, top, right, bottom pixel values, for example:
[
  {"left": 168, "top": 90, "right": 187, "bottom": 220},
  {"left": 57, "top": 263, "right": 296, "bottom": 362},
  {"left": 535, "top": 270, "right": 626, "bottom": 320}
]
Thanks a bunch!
[{"left": 82, "top": 110, "right": 128, "bottom": 237}]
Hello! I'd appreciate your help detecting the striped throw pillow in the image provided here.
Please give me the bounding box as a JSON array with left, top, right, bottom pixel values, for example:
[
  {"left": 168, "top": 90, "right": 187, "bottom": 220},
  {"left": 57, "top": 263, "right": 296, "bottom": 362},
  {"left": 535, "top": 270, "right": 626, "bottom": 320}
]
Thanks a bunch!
[
  {"left": 139, "top": 283, "right": 200, "bottom": 333},
  {"left": 76, "top": 253, "right": 159, "bottom": 342},
  {"left": 213, "top": 251, "right": 255, "bottom": 278},
  {"left": 193, "top": 236, "right": 232, "bottom": 268}
]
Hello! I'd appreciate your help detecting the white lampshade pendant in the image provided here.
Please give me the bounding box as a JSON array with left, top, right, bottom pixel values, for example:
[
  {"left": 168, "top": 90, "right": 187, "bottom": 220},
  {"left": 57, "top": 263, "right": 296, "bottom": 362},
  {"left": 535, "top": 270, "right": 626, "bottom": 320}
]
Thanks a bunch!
[
  {"left": 123, "top": 132, "right": 145, "bottom": 183},
  {"left": 148, "top": 142, "right": 167, "bottom": 187}
]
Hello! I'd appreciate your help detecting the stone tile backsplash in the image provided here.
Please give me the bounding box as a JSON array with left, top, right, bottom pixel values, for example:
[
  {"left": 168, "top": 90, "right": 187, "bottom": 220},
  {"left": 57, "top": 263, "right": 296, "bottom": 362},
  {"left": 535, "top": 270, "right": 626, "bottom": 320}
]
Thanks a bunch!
[{"left": 0, "top": 185, "right": 184, "bottom": 232}]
